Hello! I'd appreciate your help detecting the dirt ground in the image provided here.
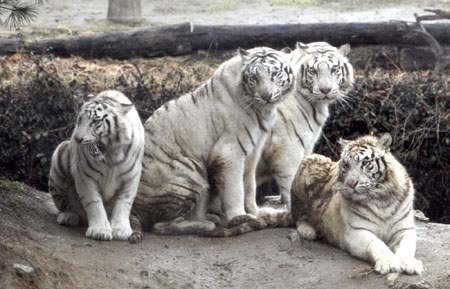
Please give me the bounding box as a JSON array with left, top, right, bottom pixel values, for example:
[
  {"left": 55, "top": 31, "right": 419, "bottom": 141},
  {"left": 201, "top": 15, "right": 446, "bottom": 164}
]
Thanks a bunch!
[
  {"left": 1, "top": 1, "right": 450, "bottom": 289},
  {"left": 1, "top": 181, "right": 450, "bottom": 289},
  {"left": 0, "top": 0, "right": 449, "bottom": 40}
]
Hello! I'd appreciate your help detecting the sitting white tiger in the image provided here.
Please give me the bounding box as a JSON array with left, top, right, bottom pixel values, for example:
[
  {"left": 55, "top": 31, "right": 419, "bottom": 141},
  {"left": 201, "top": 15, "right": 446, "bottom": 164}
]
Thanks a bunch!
[
  {"left": 292, "top": 134, "right": 423, "bottom": 275},
  {"left": 256, "top": 41, "right": 354, "bottom": 210},
  {"left": 129, "top": 47, "right": 294, "bottom": 240},
  {"left": 49, "top": 90, "right": 144, "bottom": 241}
]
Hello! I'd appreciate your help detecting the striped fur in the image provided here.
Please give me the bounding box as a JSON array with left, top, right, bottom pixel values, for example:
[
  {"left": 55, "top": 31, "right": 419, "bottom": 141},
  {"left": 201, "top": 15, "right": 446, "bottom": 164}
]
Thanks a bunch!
[
  {"left": 49, "top": 90, "right": 144, "bottom": 241},
  {"left": 257, "top": 41, "right": 354, "bottom": 210},
  {"left": 129, "top": 47, "right": 294, "bottom": 241},
  {"left": 291, "top": 134, "right": 423, "bottom": 275}
]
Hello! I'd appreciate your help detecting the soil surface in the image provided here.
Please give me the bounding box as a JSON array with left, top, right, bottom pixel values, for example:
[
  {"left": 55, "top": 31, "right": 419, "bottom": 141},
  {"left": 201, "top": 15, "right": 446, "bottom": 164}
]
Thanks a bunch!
[
  {"left": 1, "top": 2, "right": 450, "bottom": 289},
  {"left": 0, "top": 0, "right": 449, "bottom": 40},
  {"left": 1, "top": 180, "right": 449, "bottom": 289}
]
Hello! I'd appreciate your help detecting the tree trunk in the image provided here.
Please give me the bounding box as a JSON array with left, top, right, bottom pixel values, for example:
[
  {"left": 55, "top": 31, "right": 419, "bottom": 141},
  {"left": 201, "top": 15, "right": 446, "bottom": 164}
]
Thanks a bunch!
[
  {"left": 107, "top": 0, "right": 142, "bottom": 24},
  {"left": 0, "top": 23, "right": 448, "bottom": 59}
]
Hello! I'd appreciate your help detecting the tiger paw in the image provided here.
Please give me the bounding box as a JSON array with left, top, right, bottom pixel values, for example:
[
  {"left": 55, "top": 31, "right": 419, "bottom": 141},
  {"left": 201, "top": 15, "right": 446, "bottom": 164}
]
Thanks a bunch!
[
  {"left": 228, "top": 214, "right": 256, "bottom": 227},
  {"left": 374, "top": 256, "right": 402, "bottom": 275},
  {"left": 112, "top": 226, "right": 133, "bottom": 241},
  {"left": 257, "top": 206, "right": 286, "bottom": 217},
  {"left": 129, "top": 231, "right": 143, "bottom": 244},
  {"left": 57, "top": 212, "right": 79, "bottom": 227},
  {"left": 86, "top": 226, "right": 113, "bottom": 241},
  {"left": 400, "top": 256, "right": 423, "bottom": 275},
  {"left": 296, "top": 223, "right": 317, "bottom": 241}
]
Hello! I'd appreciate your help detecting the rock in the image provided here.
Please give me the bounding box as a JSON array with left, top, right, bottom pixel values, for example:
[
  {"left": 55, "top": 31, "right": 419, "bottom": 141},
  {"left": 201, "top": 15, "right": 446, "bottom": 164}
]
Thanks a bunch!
[
  {"left": 13, "top": 263, "right": 34, "bottom": 277},
  {"left": 414, "top": 210, "right": 430, "bottom": 223},
  {"left": 386, "top": 272, "right": 400, "bottom": 286}
]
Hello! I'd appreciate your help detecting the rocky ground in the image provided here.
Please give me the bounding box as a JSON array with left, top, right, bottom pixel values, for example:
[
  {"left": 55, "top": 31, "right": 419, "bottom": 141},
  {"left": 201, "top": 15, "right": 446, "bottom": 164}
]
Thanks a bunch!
[{"left": 1, "top": 180, "right": 449, "bottom": 289}]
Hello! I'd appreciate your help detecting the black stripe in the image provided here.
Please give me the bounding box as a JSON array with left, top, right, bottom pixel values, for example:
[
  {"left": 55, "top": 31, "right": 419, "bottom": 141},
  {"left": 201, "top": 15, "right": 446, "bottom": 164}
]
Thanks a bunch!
[
  {"left": 278, "top": 109, "right": 288, "bottom": 123},
  {"left": 312, "top": 106, "right": 320, "bottom": 125},
  {"left": 237, "top": 136, "right": 248, "bottom": 156},
  {"left": 296, "top": 104, "right": 313, "bottom": 132},
  {"left": 210, "top": 77, "right": 215, "bottom": 95},
  {"left": 348, "top": 223, "right": 377, "bottom": 236},
  {"left": 243, "top": 125, "right": 256, "bottom": 146},
  {"left": 105, "top": 118, "right": 111, "bottom": 136},
  {"left": 289, "top": 120, "right": 304, "bottom": 148},
  {"left": 85, "top": 200, "right": 100, "bottom": 208},
  {"left": 119, "top": 149, "right": 141, "bottom": 177},
  {"left": 392, "top": 205, "right": 412, "bottom": 227},
  {"left": 113, "top": 115, "right": 121, "bottom": 143},
  {"left": 349, "top": 208, "right": 378, "bottom": 225},
  {"left": 144, "top": 151, "right": 175, "bottom": 170},
  {"left": 255, "top": 112, "right": 268, "bottom": 133},
  {"left": 81, "top": 148, "right": 104, "bottom": 176},
  {"left": 191, "top": 93, "right": 197, "bottom": 105},
  {"left": 387, "top": 227, "right": 415, "bottom": 247},
  {"left": 210, "top": 114, "right": 218, "bottom": 135},
  {"left": 168, "top": 182, "right": 201, "bottom": 196},
  {"left": 48, "top": 177, "right": 66, "bottom": 194}
]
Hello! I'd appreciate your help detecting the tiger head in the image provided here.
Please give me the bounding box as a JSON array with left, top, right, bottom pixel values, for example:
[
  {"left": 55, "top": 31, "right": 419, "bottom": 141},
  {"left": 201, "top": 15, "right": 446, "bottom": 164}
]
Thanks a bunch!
[
  {"left": 337, "top": 133, "right": 394, "bottom": 203},
  {"left": 292, "top": 41, "right": 354, "bottom": 105},
  {"left": 73, "top": 91, "right": 134, "bottom": 159},
  {"left": 239, "top": 47, "right": 294, "bottom": 106}
]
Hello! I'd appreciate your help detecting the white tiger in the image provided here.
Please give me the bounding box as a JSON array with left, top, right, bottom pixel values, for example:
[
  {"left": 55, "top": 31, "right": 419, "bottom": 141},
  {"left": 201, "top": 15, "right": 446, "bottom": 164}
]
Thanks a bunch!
[
  {"left": 49, "top": 90, "right": 144, "bottom": 241},
  {"left": 292, "top": 134, "right": 423, "bottom": 275},
  {"left": 256, "top": 41, "right": 354, "bottom": 210},
  {"left": 129, "top": 47, "right": 294, "bottom": 239}
]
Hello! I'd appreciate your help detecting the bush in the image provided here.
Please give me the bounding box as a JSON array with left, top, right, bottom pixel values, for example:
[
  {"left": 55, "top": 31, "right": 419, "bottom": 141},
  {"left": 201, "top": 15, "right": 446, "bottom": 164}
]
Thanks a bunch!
[
  {"left": 316, "top": 69, "right": 449, "bottom": 223},
  {"left": 0, "top": 54, "right": 448, "bottom": 223}
]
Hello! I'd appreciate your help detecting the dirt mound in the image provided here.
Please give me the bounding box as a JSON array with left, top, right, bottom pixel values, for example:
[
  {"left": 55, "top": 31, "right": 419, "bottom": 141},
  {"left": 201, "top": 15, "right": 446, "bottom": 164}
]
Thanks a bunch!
[{"left": 0, "top": 179, "right": 449, "bottom": 289}]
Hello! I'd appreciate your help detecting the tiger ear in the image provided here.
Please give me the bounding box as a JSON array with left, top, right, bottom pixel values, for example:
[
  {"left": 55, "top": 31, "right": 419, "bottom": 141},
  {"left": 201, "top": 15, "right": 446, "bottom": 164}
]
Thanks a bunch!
[
  {"left": 338, "top": 137, "right": 350, "bottom": 148},
  {"left": 281, "top": 46, "right": 292, "bottom": 54},
  {"left": 74, "top": 93, "right": 94, "bottom": 112},
  {"left": 338, "top": 43, "right": 351, "bottom": 57},
  {"left": 238, "top": 47, "right": 250, "bottom": 59},
  {"left": 296, "top": 41, "right": 308, "bottom": 50},
  {"left": 118, "top": 103, "right": 134, "bottom": 114},
  {"left": 377, "top": 133, "right": 392, "bottom": 151}
]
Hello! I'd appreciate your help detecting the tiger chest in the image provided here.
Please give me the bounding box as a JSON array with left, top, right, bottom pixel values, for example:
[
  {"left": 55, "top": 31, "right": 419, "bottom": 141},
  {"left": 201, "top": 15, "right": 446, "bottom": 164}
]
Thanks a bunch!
[{"left": 98, "top": 167, "right": 120, "bottom": 202}]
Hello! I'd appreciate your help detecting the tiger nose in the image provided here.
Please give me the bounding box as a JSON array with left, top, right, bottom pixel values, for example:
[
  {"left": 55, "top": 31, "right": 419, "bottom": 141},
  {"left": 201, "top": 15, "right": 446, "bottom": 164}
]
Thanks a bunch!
[
  {"left": 74, "top": 136, "right": 84, "bottom": 144},
  {"left": 260, "top": 93, "right": 272, "bottom": 101},
  {"left": 345, "top": 180, "right": 358, "bottom": 189},
  {"left": 320, "top": 87, "right": 331, "bottom": 95}
]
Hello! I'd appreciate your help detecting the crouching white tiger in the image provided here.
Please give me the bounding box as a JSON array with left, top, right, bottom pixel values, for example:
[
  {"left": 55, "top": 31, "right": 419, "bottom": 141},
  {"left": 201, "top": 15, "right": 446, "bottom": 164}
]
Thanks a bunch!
[{"left": 49, "top": 90, "right": 144, "bottom": 241}]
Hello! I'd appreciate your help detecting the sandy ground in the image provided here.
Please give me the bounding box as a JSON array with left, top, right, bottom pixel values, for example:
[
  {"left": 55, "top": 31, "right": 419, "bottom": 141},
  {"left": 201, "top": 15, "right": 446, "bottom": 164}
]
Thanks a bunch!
[
  {"left": 1, "top": 181, "right": 450, "bottom": 289},
  {"left": 0, "top": 0, "right": 449, "bottom": 39}
]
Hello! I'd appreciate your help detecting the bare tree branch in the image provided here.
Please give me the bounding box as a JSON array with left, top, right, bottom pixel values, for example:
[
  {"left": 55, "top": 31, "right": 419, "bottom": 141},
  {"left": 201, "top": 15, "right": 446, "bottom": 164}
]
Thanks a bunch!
[{"left": 402, "top": 9, "right": 450, "bottom": 74}]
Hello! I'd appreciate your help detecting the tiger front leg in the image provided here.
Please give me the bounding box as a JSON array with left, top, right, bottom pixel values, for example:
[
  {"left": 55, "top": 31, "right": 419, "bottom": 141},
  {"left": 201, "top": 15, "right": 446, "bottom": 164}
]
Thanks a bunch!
[
  {"left": 391, "top": 226, "right": 423, "bottom": 275},
  {"left": 75, "top": 177, "right": 112, "bottom": 241},
  {"left": 110, "top": 181, "right": 139, "bottom": 241},
  {"left": 216, "top": 157, "right": 256, "bottom": 227},
  {"left": 344, "top": 229, "right": 402, "bottom": 274}
]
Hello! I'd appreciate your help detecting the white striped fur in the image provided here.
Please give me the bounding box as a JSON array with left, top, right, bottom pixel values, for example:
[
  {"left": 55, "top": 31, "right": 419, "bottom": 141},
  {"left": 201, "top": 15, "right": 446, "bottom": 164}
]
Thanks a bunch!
[
  {"left": 257, "top": 41, "right": 354, "bottom": 209},
  {"left": 292, "top": 134, "right": 423, "bottom": 275},
  {"left": 131, "top": 47, "right": 294, "bottom": 237},
  {"left": 49, "top": 90, "right": 144, "bottom": 241}
]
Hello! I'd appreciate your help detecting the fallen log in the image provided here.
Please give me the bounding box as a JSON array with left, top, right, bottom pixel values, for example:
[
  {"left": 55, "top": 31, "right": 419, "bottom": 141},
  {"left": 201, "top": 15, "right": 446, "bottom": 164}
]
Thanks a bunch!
[{"left": 0, "top": 22, "right": 449, "bottom": 59}]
